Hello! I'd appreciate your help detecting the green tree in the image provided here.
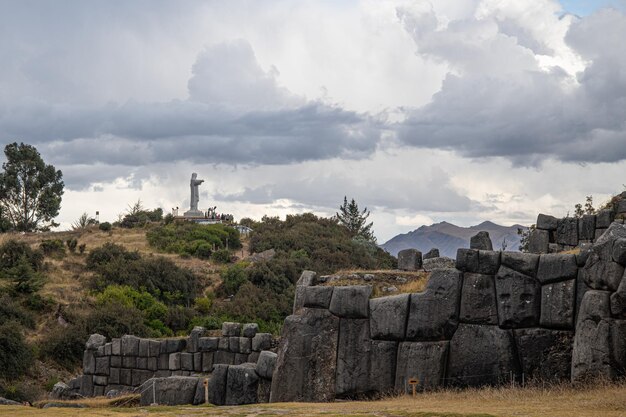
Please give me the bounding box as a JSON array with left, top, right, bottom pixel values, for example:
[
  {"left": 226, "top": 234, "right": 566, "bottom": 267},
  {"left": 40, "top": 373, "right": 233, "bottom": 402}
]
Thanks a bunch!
[
  {"left": 584, "top": 195, "right": 596, "bottom": 215},
  {"left": 336, "top": 196, "right": 375, "bottom": 242},
  {"left": 0, "top": 142, "right": 64, "bottom": 232}
]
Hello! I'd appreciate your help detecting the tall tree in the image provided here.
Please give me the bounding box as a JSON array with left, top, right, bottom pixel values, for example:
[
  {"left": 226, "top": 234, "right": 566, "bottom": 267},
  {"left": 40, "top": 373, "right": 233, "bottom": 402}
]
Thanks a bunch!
[
  {"left": 0, "top": 142, "right": 64, "bottom": 232},
  {"left": 336, "top": 196, "right": 376, "bottom": 242}
]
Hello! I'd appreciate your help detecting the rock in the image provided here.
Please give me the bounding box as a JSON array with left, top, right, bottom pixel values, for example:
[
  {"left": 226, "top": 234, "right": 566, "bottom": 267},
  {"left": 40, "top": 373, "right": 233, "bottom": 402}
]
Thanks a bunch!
[
  {"left": 369, "top": 294, "right": 410, "bottom": 340},
  {"left": 296, "top": 270, "right": 317, "bottom": 286},
  {"left": 424, "top": 248, "right": 440, "bottom": 260},
  {"left": 578, "top": 215, "right": 596, "bottom": 241},
  {"left": 208, "top": 364, "right": 228, "bottom": 405},
  {"left": 198, "top": 337, "right": 219, "bottom": 352},
  {"left": 226, "top": 363, "right": 259, "bottom": 405},
  {"left": 222, "top": 322, "right": 242, "bottom": 337},
  {"left": 95, "top": 357, "right": 110, "bottom": 375},
  {"left": 239, "top": 337, "right": 252, "bottom": 354},
  {"left": 595, "top": 222, "right": 626, "bottom": 245},
  {"left": 368, "top": 340, "right": 397, "bottom": 393},
  {"left": 613, "top": 238, "right": 626, "bottom": 265},
  {"left": 0, "top": 397, "right": 22, "bottom": 405},
  {"left": 501, "top": 252, "right": 539, "bottom": 278},
  {"left": 423, "top": 257, "right": 455, "bottom": 271},
  {"left": 596, "top": 209, "right": 615, "bottom": 228},
  {"left": 477, "top": 250, "right": 501, "bottom": 275},
  {"left": 162, "top": 338, "right": 186, "bottom": 353},
  {"left": 611, "top": 320, "right": 626, "bottom": 375},
  {"left": 121, "top": 335, "right": 140, "bottom": 356},
  {"left": 548, "top": 243, "right": 559, "bottom": 253},
  {"left": 459, "top": 273, "right": 498, "bottom": 325},
  {"left": 188, "top": 327, "right": 206, "bottom": 353},
  {"left": 595, "top": 228, "right": 607, "bottom": 240},
  {"left": 540, "top": 279, "right": 576, "bottom": 329},
  {"left": 293, "top": 286, "right": 307, "bottom": 313},
  {"left": 138, "top": 338, "right": 150, "bottom": 356},
  {"left": 576, "top": 243, "right": 593, "bottom": 267},
  {"left": 398, "top": 249, "right": 423, "bottom": 271},
  {"left": 618, "top": 200, "right": 626, "bottom": 214},
  {"left": 335, "top": 319, "right": 371, "bottom": 397},
  {"left": 528, "top": 229, "right": 550, "bottom": 254},
  {"left": 256, "top": 351, "right": 277, "bottom": 379},
  {"left": 582, "top": 252, "right": 624, "bottom": 291},
  {"left": 302, "top": 286, "right": 334, "bottom": 309},
  {"left": 514, "top": 329, "right": 573, "bottom": 381},
  {"left": 556, "top": 218, "right": 578, "bottom": 246},
  {"left": 537, "top": 214, "right": 558, "bottom": 230},
  {"left": 610, "top": 271, "right": 626, "bottom": 317},
  {"left": 242, "top": 323, "right": 259, "bottom": 338},
  {"left": 406, "top": 268, "right": 462, "bottom": 341},
  {"left": 270, "top": 308, "right": 339, "bottom": 402},
  {"left": 49, "top": 382, "right": 81, "bottom": 400},
  {"left": 86, "top": 334, "right": 107, "bottom": 350},
  {"left": 536, "top": 254, "right": 578, "bottom": 284},
  {"left": 228, "top": 337, "right": 240, "bottom": 353},
  {"left": 139, "top": 376, "right": 203, "bottom": 406},
  {"left": 252, "top": 333, "right": 272, "bottom": 351},
  {"left": 447, "top": 324, "right": 519, "bottom": 387},
  {"left": 456, "top": 248, "right": 479, "bottom": 273},
  {"left": 329, "top": 285, "right": 372, "bottom": 318},
  {"left": 83, "top": 350, "right": 96, "bottom": 374},
  {"left": 395, "top": 341, "right": 448, "bottom": 392},
  {"left": 249, "top": 248, "right": 276, "bottom": 263},
  {"left": 79, "top": 375, "right": 94, "bottom": 397},
  {"left": 363, "top": 274, "right": 375, "bottom": 281},
  {"left": 494, "top": 266, "right": 541, "bottom": 328},
  {"left": 470, "top": 231, "right": 493, "bottom": 250}
]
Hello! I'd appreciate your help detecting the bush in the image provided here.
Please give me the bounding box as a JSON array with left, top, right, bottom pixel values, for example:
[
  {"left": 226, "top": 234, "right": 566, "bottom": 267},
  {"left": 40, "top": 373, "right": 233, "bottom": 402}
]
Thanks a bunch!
[
  {"left": 211, "top": 248, "right": 232, "bottom": 264},
  {"left": 78, "top": 243, "right": 86, "bottom": 254},
  {"left": 99, "top": 222, "right": 112, "bottom": 231},
  {"left": 0, "top": 239, "right": 44, "bottom": 271},
  {"left": 3, "top": 255, "right": 44, "bottom": 295},
  {"left": 0, "top": 295, "right": 35, "bottom": 328},
  {"left": 221, "top": 263, "right": 249, "bottom": 295},
  {"left": 146, "top": 222, "right": 242, "bottom": 259},
  {"left": 41, "top": 321, "right": 88, "bottom": 370},
  {"left": 0, "top": 321, "right": 33, "bottom": 380},
  {"left": 195, "top": 243, "right": 212, "bottom": 259},
  {"left": 66, "top": 238, "right": 78, "bottom": 253},
  {"left": 40, "top": 239, "right": 66, "bottom": 258},
  {"left": 84, "top": 301, "right": 153, "bottom": 339}
]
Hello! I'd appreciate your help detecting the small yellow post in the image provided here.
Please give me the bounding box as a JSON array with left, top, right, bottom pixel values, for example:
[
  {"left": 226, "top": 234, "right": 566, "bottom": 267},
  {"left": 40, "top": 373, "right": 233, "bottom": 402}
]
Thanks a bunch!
[
  {"left": 408, "top": 378, "right": 419, "bottom": 397},
  {"left": 203, "top": 378, "right": 209, "bottom": 404}
]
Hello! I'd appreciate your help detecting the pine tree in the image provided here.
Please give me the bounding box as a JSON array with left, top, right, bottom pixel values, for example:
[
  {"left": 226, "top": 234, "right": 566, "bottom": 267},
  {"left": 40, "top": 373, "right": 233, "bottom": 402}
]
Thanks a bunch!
[{"left": 336, "top": 196, "right": 376, "bottom": 243}]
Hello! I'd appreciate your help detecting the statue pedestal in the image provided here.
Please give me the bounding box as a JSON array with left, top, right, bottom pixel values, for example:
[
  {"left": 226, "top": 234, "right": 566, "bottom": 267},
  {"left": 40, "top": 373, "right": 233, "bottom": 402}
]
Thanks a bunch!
[{"left": 183, "top": 209, "right": 204, "bottom": 218}]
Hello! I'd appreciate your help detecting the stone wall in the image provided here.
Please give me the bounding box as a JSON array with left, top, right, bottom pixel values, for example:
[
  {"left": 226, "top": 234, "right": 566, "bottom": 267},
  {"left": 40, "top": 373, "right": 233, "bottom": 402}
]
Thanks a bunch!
[{"left": 271, "top": 221, "right": 626, "bottom": 401}]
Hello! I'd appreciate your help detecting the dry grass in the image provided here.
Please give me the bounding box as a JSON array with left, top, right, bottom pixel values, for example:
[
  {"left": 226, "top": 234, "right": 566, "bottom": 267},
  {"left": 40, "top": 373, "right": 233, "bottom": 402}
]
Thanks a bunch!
[
  {"left": 321, "top": 269, "right": 430, "bottom": 298},
  {"left": 3, "top": 382, "right": 626, "bottom": 417}
]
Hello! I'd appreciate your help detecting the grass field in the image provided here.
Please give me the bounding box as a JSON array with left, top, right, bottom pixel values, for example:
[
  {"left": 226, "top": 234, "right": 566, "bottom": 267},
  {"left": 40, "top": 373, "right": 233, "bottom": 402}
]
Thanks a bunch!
[{"left": 3, "top": 382, "right": 625, "bottom": 417}]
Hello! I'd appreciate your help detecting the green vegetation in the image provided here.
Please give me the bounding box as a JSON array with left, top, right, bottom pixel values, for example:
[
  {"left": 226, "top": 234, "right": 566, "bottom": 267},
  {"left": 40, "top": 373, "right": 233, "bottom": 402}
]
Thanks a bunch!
[
  {"left": 118, "top": 200, "right": 164, "bottom": 228},
  {"left": 147, "top": 222, "right": 241, "bottom": 259},
  {"left": 336, "top": 196, "right": 376, "bottom": 242}
]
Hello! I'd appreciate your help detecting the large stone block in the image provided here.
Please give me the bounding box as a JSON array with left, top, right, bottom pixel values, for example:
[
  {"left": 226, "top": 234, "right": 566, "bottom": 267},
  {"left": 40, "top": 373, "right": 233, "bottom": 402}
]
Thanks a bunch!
[
  {"left": 424, "top": 248, "right": 440, "bottom": 260},
  {"left": 540, "top": 279, "right": 576, "bottom": 329},
  {"left": 83, "top": 350, "right": 96, "bottom": 374},
  {"left": 528, "top": 229, "right": 549, "bottom": 254},
  {"left": 478, "top": 250, "right": 501, "bottom": 275},
  {"left": 470, "top": 231, "right": 493, "bottom": 250},
  {"left": 613, "top": 238, "right": 626, "bottom": 266},
  {"left": 368, "top": 340, "right": 397, "bottom": 394},
  {"left": 556, "top": 218, "right": 578, "bottom": 246},
  {"left": 256, "top": 350, "right": 277, "bottom": 380},
  {"left": 536, "top": 254, "right": 578, "bottom": 284},
  {"left": 228, "top": 337, "right": 240, "bottom": 353},
  {"left": 459, "top": 273, "right": 498, "bottom": 325},
  {"left": 424, "top": 256, "right": 456, "bottom": 271},
  {"left": 369, "top": 293, "right": 410, "bottom": 340},
  {"left": 121, "top": 335, "right": 140, "bottom": 356},
  {"left": 494, "top": 266, "right": 541, "bottom": 328},
  {"left": 514, "top": 329, "right": 573, "bottom": 381},
  {"left": 579, "top": 215, "right": 596, "bottom": 241},
  {"left": 132, "top": 369, "right": 153, "bottom": 386},
  {"left": 596, "top": 209, "right": 615, "bottom": 228},
  {"left": 95, "top": 357, "right": 110, "bottom": 376},
  {"left": 169, "top": 353, "right": 181, "bottom": 371},
  {"left": 201, "top": 352, "right": 214, "bottom": 372},
  {"left": 242, "top": 323, "right": 259, "bottom": 338},
  {"left": 148, "top": 340, "right": 161, "bottom": 357},
  {"left": 252, "top": 333, "right": 272, "bottom": 351},
  {"left": 447, "top": 324, "right": 519, "bottom": 387},
  {"left": 336, "top": 318, "right": 370, "bottom": 397},
  {"left": 329, "top": 285, "right": 372, "bottom": 318},
  {"left": 456, "top": 248, "right": 479, "bottom": 273},
  {"left": 209, "top": 364, "right": 228, "bottom": 405},
  {"left": 214, "top": 350, "right": 235, "bottom": 365},
  {"left": 406, "top": 269, "right": 462, "bottom": 341},
  {"left": 302, "top": 286, "right": 334, "bottom": 309},
  {"left": 582, "top": 252, "right": 624, "bottom": 291},
  {"left": 238, "top": 337, "right": 252, "bottom": 354},
  {"left": 257, "top": 378, "right": 272, "bottom": 403},
  {"left": 198, "top": 337, "right": 219, "bottom": 352},
  {"left": 86, "top": 334, "right": 107, "bottom": 350},
  {"left": 537, "top": 214, "right": 558, "bottom": 230},
  {"left": 395, "top": 341, "right": 448, "bottom": 392},
  {"left": 188, "top": 326, "right": 206, "bottom": 353},
  {"left": 162, "top": 338, "right": 186, "bottom": 354},
  {"left": 270, "top": 308, "right": 339, "bottom": 402},
  {"left": 610, "top": 270, "right": 626, "bottom": 317},
  {"left": 222, "top": 322, "right": 242, "bottom": 337},
  {"left": 501, "top": 252, "right": 539, "bottom": 278},
  {"left": 138, "top": 338, "right": 150, "bottom": 357},
  {"left": 226, "top": 363, "right": 259, "bottom": 405},
  {"left": 180, "top": 353, "right": 194, "bottom": 371},
  {"left": 139, "top": 376, "right": 203, "bottom": 406},
  {"left": 398, "top": 249, "right": 422, "bottom": 271},
  {"left": 296, "top": 270, "right": 317, "bottom": 286},
  {"left": 79, "top": 375, "right": 94, "bottom": 397}
]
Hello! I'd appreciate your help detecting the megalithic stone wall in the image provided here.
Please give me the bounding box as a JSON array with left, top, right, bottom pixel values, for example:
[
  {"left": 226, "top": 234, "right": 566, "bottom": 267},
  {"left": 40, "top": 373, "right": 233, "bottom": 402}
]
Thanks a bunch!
[{"left": 271, "top": 222, "right": 626, "bottom": 402}]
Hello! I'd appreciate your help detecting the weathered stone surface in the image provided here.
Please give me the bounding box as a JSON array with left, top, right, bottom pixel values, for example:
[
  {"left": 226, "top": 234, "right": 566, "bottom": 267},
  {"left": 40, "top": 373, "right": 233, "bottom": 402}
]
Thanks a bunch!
[
  {"left": 369, "top": 294, "right": 410, "bottom": 340},
  {"left": 611, "top": 320, "right": 626, "bottom": 376},
  {"left": 514, "top": 328, "right": 573, "bottom": 381},
  {"left": 302, "top": 286, "right": 334, "bottom": 309},
  {"left": 214, "top": 350, "right": 235, "bottom": 365},
  {"left": 86, "top": 334, "right": 107, "bottom": 350},
  {"left": 193, "top": 353, "right": 202, "bottom": 371},
  {"left": 218, "top": 337, "right": 229, "bottom": 351},
  {"left": 368, "top": 340, "right": 397, "bottom": 393},
  {"left": 470, "top": 231, "right": 493, "bottom": 250},
  {"left": 595, "top": 221, "right": 626, "bottom": 245},
  {"left": 109, "top": 368, "right": 120, "bottom": 384},
  {"left": 618, "top": 200, "right": 626, "bottom": 214},
  {"left": 198, "top": 337, "right": 219, "bottom": 352},
  {"left": 257, "top": 378, "right": 272, "bottom": 403},
  {"left": 556, "top": 218, "right": 578, "bottom": 246},
  {"left": 336, "top": 318, "right": 370, "bottom": 396},
  {"left": 79, "top": 375, "right": 94, "bottom": 397},
  {"left": 83, "top": 351, "right": 96, "bottom": 374},
  {"left": 242, "top": 323, "right": 259, "bottom": 338},
  {"left": 201, "top": 352, "right": 214, "bottom": 372},
  {"left": 537, "top": 214, "right": 558, "bottom": 230},
  {"left": 148, "top": 340, "right": 161, "bottom": 356},
  {"left": 595, "top": 228, "right": 607, "bottom": 240},
  {"left": 222, "top": 322, "right": 242, "bottom": 337},
  {"left": 122, "top": 356, "right": 136, "bottom": 368},
  {"left": 537, "top": 254, "right": 578, "bottom": 284},
  {"left": 528, "top": 229, "right": 550, "bottom": 254},
  {"left": 234, "top": 353, "right": 249, "bottom": 365},
  {"left": 329, "top": 285, "right": 372, "bottom": 318},
  {"left": 162, "top": 338, "right": 186, "bottom": 353},
  {"left": 501, "top": 252, "right": 539, "bottom": 278},
  {"left": 228, "top": 337, "right": 240, "bottom": 353},
  {"left": 596, "top": 209, "right": 616, "bottom": 228},
  {"left": 252, "top": 333, "right": 272, "bottom": 351},
  {"left": 139, "top": 376, "right": 202, "bottom": 406},
  {"left": 169, "top": 353, "right": 181, "bottom": 371},
  {"left": 138, "top": 339, "right": 150, "bottom": 357},
  {"left": 120, "top": 369, "right": 131, "bottom": 386},
  {"left": 459, "top": 273, "right": 498, "bottom": 325},
  {"left": 0, "top": 397, "right": 22, "bottom": 405},
  {"left": 477, "top": 250, "right": 501, "bottom": 275},
  {"left": 576, "top": 243, "right": 593, "bottom": 266},
  {"left": 456, "top": 248, "right": 479, "bottom": 273},
  {"left": 95, "top": 357, "right": 110, "bottom": 375},
  {"left": 395, "top": 341, "right": 448, "bottom": 392},
  {"left": 398, "top": 249, "right": 423, "bottom": 271},
  {"left": 296, "top": 270, "right": 317, "bottom": 286},
  {"left": 424, "top": 248, "right": 440, "bottom": 260},
  {"left": 226, "top": 363, "right": 259, "bottom": 405},
  {"left": 270, "top": 308, "right": 339, "bottom": 402},
  {"left": 111, "top": 338, "right": 121, "bottom": 355},
  {"left": 540, "top": 279, "right": 576, "bottom": 329},
  {"left": 578, "top": 215, "right": 596, "bottom": 241},
  {"left": 132, "top": 370, "right": 153, "bottom": 386},
  {"left": 93, "top": 374, "right": 108, "bottom": 386},
  {"left": 121, "top": 335, "right": 139, "bottom": 356},
  {"left": 50, "top": 382, "right": 81, "bottom": 400},
  {"left": 610, "top": 270, "right": 626, "bottom": 317},
  {"left": 406, "top": 268, "right": 462, "bottom": 341},
  {"left": 208, "top": 364, "right": 228, "bottom": 405},
  {"left": 188, "top": 326, "right": 206, "bottom": 353},
  {"left": 582, "top": 252, "right": 624, "bottom": 291},
  {"left": 495, "top": 266, "right": 541, "bottom": 328},
  {"left": 423, "top": 257, "right": 455, "bottom": 271},
  {"left": 447, "top": 324, "right": 519, "bottom": 387},
  {"left": 293, "top": 286, "right": 307, "bottom": 313},
  {"left": 256, "top": 351, "right": 277, "bottom": 379},
  {"left": 613, "top": 238, "right": 626, "bottom": 266}
]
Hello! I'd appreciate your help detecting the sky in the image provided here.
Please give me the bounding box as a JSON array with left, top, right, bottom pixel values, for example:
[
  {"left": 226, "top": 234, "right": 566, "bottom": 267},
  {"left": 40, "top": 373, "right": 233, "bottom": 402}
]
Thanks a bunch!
[{"left": 1, "top": 0, "right": 625, "bottom": 242}]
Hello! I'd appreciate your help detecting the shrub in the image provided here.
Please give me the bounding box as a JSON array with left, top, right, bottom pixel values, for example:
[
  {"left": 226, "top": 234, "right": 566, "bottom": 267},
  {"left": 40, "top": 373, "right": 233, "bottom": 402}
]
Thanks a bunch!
[
  {"left": 0, "top": 321, "right": 33, "bottom": 380},
  {"left": 0, "top": 239, "right": 44, "bottom": 271},
  {"left": 221, "top": 263, "right": 248, "bottom": 295},
  {"left": 41, "top": 321, "right": 88, "bottom": 370},
  {"left": 78, "top": 243, "right": 86, "bottom": 254},
  {"left": 66, "top": 238, "right": 78, "bottom": 253},
  {"left": 84, "top": 301, "right": 153, "bottom": 339},
  {"left": 194, "top": 295, "right": 214, "bottom": 314},
  {"left": 4, "top": 255, "right": 44, "bottom": 294},
  {"left": 95, "top": 285, "right": 169, "bottom": 329},
  {"left": 0, "top": 295, "right": 35, "bottom": 328},
  {"left": 165, "top": 305, "right": 197, "bottom": 333},
  {"left": 211, "top": 248, "right": 232, "bottom": 264},
  {"left": 146, "top": 222, "right": 242, "bottom": 258},
  {"left": 86, "top": 242, "right": 140, "bottom": 269},
  {"left": 99, "top": 222, "right": 112, "bottom": 231},
  {"left": 40, "top": 239, "right": 66, "bottom": 258},
  {"left": 195, "top": 243, "right": 212, "bottom": 259}
]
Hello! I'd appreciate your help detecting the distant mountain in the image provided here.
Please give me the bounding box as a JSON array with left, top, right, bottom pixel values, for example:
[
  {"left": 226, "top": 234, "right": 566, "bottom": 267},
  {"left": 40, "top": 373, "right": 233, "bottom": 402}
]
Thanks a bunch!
[{"left": 381, "top": 221, "right": 526, "bottom": 258}]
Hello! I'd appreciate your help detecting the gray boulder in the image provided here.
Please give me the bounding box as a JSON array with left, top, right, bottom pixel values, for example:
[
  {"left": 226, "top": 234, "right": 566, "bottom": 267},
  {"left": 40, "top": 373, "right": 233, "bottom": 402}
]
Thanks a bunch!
[
  {"left": 208, "top": 364, "right": 228, "bottom": 405},
  {"left": 423, "top": 257, "right": 455, "bottom": 271},
  {"left": 536, "top": 254, "right": 578, "bottom": 284},
  {"left": 501, "top": 251, "right": 539, "bottom": 278},
  {"left": 296, "top": 270, "right": 317, "bottom": 286},
  {"left": 447, "top": 324, "right": 519, "bottom": 387},
  {"left": 613, "top": 238, "right": 626, "bottom": 265},
  {"left": 188, "top": 326, "right": 206, "bottom": 353},
  {"left": 528, "top": 229, "right": 550, "bottom": 254},
  {"left": 222, "top": 322, "right": 242, "bottom": 337},
  {"left": 456, "top": 248, "right": 479, "bottom": 273},
  {"left": 242, "top": 323, "right": 259, "bottom": 338},
  {"left": 582, "top": 252, "right": 624, "bottom": 291},
  {"left": 121, "top": 335, "right": 139, "bottom": 356},
  {"left": 470, "top": 231, "right": 493, "bottom": 250},
  {"left": 537, "top": 214, "right": 558, "bottom": 230},
  {"left": 395, "top": 341, "right": 448, "bottom": 392},
  {"left": 270, "top": 308, "right": 339, "bottom": 402},
  {"left": 540, "top": 279, "right": 576, "bottom": 329},
  {"left": 139, "top": 376, "right": 203, "bottom": 406},
  {"left": 423, "top": 248, "right": 440, "bottom": 260},
  {"left": 578, "top": 215, "right": 596, "bottom": 241},
  {"left": 198, "top": 337, "right": 219, "bottom": 352},
  {"left": 368, "top": 340, "right": 398, "bottom": 394},
  {"left": 398, "top": 249, "right": 423, "bottom": 271},
  {"left": 86, "top": 334, "right": 107, "bottom": 350},
  {"left": 328, "top": 285, "right": 372, "bottom": 318},
  {"left": 610, "top": 271, "right": 626, "bottom": 317},
  {"left": 256, "top": 351, "right": 277, "bottom": 380},
  {"left": 556, "top": 217, "right": 578, "bottom": 246},
  {"left": 0, "top": 397, "right": 21, "bottom": 405},
  {"left": 369, "top": 294, "right": 410, "bottom": 340},
  {"left": 335, "top": 318, "right": 371, "bottom": 397},
  {"left": 495, "top": 266, "right": 541, "bottom": 328},
  {"left": 226, "top": 363, "right": 259, "bottom": 405},
  {"left": 252, "top": 333, "right": 272, "bottom": 351},
  {"left": 49, "top": 382, "right": 81, "bottom": 400},
  {"left": 459, "top": 273, "right": 498, "bottom": 325},
  {"left": 595, "top": 221, "right": 626, "bottom": 245},
  {"left": 477, "top": 250, "right": 501, "bottom": 275},
  {"left": 596, "top": 209, "right": 615, "bottom": 228},
  {"left": 302, "top": 286, "right": 334, "bottom": 309},
  {"left": 406, "top": 269, "right": 462, "bottom": 341},
  {"left": 514, "top": 328, "right": 573, "bottom": 381}
]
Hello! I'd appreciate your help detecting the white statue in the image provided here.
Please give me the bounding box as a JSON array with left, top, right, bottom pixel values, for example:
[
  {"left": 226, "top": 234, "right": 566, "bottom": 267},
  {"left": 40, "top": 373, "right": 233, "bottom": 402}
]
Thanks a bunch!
[{"left": 184, "top": 173, "right": 205, "bottom": 217}]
